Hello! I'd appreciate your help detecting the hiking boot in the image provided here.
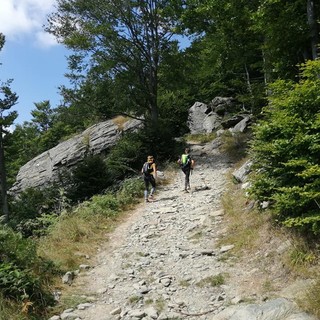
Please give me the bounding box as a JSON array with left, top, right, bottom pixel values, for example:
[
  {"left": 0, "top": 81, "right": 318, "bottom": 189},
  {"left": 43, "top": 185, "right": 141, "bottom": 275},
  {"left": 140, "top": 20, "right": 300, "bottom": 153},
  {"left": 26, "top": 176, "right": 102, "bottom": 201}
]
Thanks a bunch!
[
  {"left": 145, "top": 198, "right": 149, "bottom": 203},
  {"left": 184, "top": 189, "right": 189, "bottom": 193}
]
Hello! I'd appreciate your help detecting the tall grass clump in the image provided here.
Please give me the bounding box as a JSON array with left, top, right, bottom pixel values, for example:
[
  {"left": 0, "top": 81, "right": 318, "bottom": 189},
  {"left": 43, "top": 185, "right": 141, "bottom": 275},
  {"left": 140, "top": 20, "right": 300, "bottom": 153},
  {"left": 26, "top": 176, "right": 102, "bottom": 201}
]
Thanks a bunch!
[
  {"left": 38, "top": 177, "right": 144, "bottom": 270},
  {"left": 220, "top": 174, "right": 270, "bottom": 253},
  {"left": 0, "top": 292, "right": 30, "bottom": 320},
  {"left": 299, "top": 278, "right": 320, "bottom": 318}
]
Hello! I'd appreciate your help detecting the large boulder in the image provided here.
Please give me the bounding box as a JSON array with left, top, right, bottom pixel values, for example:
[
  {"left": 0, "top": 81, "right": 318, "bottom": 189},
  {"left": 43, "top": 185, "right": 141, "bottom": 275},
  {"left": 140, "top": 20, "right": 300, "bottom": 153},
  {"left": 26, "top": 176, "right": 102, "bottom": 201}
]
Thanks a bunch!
[
  {"left": 187, "top": 102, "right": 210, "bottom": 134},
  {"left": 208, "top": 96, "right": 235, "bottom": 116},
  {"left": 10, "top": 118, "right": 143, "bottom": 194},
  {"left": 187, "top": 97, "right": 237, "bottom": 134},
  {"left": 203, "top": 112, "right": 222, "bottom": 133}
]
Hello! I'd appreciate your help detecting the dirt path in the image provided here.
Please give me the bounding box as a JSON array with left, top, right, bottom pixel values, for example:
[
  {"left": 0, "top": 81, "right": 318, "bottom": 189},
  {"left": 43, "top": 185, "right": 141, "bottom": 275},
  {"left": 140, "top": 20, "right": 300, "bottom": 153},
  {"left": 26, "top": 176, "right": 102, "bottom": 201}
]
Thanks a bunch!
[{"left": 52, "top": 141, "right": 317, "bottom": 320}]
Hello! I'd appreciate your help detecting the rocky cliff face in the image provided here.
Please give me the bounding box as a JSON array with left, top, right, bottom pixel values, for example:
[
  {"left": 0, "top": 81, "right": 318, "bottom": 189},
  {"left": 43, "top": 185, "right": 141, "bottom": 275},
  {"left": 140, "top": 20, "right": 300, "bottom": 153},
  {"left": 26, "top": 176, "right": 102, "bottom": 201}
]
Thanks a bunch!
[{"left": 10, "top": 118, "right": 143, "bottom": 194}]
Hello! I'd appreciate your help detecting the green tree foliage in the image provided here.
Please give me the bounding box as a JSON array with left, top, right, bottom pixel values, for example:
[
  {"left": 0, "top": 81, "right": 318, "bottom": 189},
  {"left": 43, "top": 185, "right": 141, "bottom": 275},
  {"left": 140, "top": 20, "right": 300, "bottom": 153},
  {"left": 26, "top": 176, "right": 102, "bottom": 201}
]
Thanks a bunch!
[
  {"left": 9, "top": 186, "right": 63, "bottom": 237},
  {"left": 177, "top": 0, "right": 319, "bottom": 114},
  {"left": 105, "top": 132, "right": 144, "bottom": 182},
  {"left": 31, "top": 100, "right": 54, "bottom": 132},
  {"left": 252, "top": 0, "right": 317, "bottom": 81},
  {"left": 5, "top": 123, "right": 41, "bottom": 187},
  {"left": 46, "top": 0, "right": 183, "bottom": 126},
  {"left": 250, "top": 60, "right": 320, "bottom": 235},
  {"left": 66, "top": 155, "right": 110, "bottom": 202},
  {"left": 178, "top": 0, "right": 266, "bottom": 113},
  {"left": 0, "top": 78, "right": 18, "bottom": 221}
]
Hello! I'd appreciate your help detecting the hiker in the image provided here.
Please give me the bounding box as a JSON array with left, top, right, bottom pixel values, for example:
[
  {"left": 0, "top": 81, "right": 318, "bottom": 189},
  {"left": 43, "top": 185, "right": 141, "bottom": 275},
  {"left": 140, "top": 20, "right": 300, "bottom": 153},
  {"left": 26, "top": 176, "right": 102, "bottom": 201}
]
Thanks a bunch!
[
  {"left": 178, "top": 147, "right": 195, "bottom": 192},
  {"left": 141, "top": 155, "right": 157, "bottom": 202}
]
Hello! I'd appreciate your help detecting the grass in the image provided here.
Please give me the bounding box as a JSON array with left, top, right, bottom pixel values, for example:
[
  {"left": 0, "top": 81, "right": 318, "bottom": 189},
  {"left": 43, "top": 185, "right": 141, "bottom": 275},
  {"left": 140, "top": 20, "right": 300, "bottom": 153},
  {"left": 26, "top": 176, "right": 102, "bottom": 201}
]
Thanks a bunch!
[
  {"left": 288, "top": 246, "right": 317, "bottom": 269},
  {"left": 128, "top": 295, "right": 142, "bottom": 304},
  {"left": 219, "top": 176, "right": 270, "bottom": 253},
  {"left": 196, "top": 273, "right": 226, "bottom": 287},
  {"left": 0, "top": 294, "right": 29, "bottom": 320},
  {"left": 184, "top": 132, "right": 217, "bottom": 144},
  {"left": 261, "top": 279, "right": 275, "bottom": 293},
  {"left": 37, "top": 211, "right": 114, "bottom": 270},
  {"left": 188, "top": 231, "right": 203, "bottom": 241},
  {"left": 298, "top": 278, "right": 320, "bottom": 318},
  {"left": 112, "top": 115, "right": 131, "bottom": 130},
  {"left": 179, "top": 279, "right": 191, "bottom": 287},
  {"left": 219, "top": 131, "right": 251, "bottom": 162},
  {"left": 220, "top": 158, "right": 320, "bottom": 318},
  {"left": 155, "top": 298, "right": 166, "bottom": 312},
  {"left": 51, "top": 292, "right": 88, "bottom": 315}
]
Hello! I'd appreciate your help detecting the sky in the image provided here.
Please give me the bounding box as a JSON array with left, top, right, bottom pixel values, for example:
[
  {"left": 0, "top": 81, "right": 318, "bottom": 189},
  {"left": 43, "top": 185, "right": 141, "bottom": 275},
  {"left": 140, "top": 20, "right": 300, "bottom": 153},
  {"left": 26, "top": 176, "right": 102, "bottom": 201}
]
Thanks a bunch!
[{"left": 0, "top": 0, "right": 70, "bottom": 126}]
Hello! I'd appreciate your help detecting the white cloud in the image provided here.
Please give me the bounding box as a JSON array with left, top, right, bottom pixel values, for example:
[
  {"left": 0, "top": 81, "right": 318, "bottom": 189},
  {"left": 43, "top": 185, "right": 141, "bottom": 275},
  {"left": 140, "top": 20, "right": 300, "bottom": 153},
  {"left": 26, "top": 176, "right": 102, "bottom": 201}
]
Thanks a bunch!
[
  {"left": 35, "top": 31, "right": 58, "bottom": 48},
  {"left": 0, "top": 0, "right": 57, "bottom": 46}
]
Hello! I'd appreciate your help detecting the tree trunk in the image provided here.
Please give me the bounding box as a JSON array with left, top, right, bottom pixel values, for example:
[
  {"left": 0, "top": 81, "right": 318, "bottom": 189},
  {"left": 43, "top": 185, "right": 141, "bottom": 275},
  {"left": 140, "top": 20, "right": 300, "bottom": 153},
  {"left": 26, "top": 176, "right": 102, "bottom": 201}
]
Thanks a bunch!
[
  {"left": 307, "top": 0, "right": 319, "bottom": 60},
  {"left": 0, "top": 126, "right": 9, "bottom": 222}
]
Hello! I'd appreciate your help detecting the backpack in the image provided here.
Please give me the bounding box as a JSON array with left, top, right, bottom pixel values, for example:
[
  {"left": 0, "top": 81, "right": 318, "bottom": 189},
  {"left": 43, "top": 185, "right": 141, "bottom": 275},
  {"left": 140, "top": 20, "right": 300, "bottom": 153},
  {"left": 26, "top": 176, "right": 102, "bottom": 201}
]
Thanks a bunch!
[
  {"left": 142, "top": 162, "right": 150, "bottom": 175},
  {"left": 180, "top": 154, "right": 191, "bottom": 168}
]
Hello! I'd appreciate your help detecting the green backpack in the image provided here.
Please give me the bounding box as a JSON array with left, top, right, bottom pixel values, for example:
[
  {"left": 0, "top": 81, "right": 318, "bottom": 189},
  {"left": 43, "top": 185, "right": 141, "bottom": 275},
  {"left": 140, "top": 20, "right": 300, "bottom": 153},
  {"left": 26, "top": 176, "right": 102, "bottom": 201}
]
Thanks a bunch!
[{"left": 181, "top": 154, "right": 190, "bottom": 168}]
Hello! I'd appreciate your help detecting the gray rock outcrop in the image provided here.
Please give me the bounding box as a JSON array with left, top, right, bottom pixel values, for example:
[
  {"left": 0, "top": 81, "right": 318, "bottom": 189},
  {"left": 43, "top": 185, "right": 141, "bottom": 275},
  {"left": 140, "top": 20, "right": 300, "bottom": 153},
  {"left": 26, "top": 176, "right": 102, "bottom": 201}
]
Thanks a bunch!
[
  {"left": 187, "top": 102, "right": 211, "bottom": 134},
  {"left": 11, "top": 118, "right": 143, "bottom": 194},
  {"left": 212, "top": 298, "right": 317, "bottom": 320},
  {"left": 188, "top": 97, "right": 246, "bottom": 134}
]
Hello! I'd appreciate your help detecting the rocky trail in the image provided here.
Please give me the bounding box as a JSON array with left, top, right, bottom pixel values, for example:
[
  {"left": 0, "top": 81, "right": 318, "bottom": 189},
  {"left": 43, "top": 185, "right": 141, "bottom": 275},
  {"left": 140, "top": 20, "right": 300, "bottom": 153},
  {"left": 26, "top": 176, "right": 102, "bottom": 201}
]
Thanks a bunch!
[{"left": 51, "top": 141, "right": 317, "bottom": 320}]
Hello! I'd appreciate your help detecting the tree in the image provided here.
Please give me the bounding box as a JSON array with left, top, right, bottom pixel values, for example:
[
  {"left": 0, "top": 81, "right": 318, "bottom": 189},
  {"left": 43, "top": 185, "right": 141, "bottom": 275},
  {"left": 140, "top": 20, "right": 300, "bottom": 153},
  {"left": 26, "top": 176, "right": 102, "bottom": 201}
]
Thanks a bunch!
[
  {"left": 0, "top": 34, "right": 19, "bottom": 222},
  {"left": 179, "top": 0, "right": 265, "bottom": 112},
  {"left": 31, "top": 100, "right": 54, "bottom": 132},
  {"left": 46, "top": 0, "right": 182, "bottom": 126},
  {"left": 0, "top": 82, "right": 18, "bottom": 222},
  {"left": 252, "top": 0, "right": 320, "bottom": 81},
  {"left": 250, "top": 60, "right": 320, "bottom": 235},
  {"left": 307, "top": 0, "right": 319, "bottom": 60}
]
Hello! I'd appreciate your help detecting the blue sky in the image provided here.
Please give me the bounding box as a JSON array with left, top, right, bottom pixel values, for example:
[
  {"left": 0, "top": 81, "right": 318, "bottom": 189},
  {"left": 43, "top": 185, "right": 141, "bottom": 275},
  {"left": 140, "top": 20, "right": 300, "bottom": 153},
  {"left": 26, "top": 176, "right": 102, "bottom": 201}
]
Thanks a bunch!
[{"left": 0, "top": 0, "right": 70, "bottom": 125}]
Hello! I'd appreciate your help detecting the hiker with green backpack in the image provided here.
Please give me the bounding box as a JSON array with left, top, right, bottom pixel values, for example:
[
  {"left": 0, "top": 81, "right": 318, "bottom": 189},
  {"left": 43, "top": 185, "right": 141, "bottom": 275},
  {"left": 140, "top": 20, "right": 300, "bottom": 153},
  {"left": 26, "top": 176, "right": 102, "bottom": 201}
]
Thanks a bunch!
[{"left": 177, "top": 147, "right": 195, "bottom": 192}]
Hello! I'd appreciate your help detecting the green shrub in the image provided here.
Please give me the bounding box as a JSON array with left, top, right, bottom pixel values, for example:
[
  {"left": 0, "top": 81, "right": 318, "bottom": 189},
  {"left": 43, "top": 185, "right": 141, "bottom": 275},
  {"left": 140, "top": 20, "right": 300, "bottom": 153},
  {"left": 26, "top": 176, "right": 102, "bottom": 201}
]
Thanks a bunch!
[
  {"left": 67, "top": 155, "right": 110, "bottom": 202},
  {"left": 137, "top": 120, "right": 180, "bottom": 163},
  {"left": 250, "top": 60, "right": 320, "bottom": 235},
  {"left": 9, "top": 186, "right": 68, "bottom": 237},
  {"left": 9, "top": 187, "right": 58, "bottom": 222},
  {"left": 105, "top": 132, "right": 144, "bottom": 180},
  {"left": 86, "top": 193, "right": 120, "bottom": 217},
  {"left": 0, "top": 226, "right": 55, "bottom": 314},
  {"left": 117, "top": 178, "right": 145, "bottom": 207}
]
